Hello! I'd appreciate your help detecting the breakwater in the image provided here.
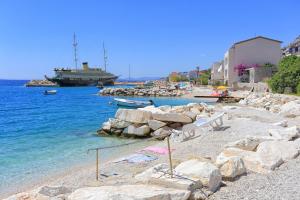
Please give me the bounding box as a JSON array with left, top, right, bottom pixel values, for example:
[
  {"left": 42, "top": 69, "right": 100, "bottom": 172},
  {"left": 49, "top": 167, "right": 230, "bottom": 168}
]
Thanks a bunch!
[
  {"left": 99, "top": 86, "right": 185, "bottom": 97},
  {"left": 25, "top": 79, "right": 58, "bottom": 87},
  {"left": 97, "top": 103, "right": 213, "bottom": 139}
]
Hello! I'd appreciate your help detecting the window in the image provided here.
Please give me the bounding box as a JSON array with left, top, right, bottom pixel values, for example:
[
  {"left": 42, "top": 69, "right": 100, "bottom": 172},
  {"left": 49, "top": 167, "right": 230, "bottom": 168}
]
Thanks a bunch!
[{"left": 295, "top": 47, "right": 299, "bottom": 52}]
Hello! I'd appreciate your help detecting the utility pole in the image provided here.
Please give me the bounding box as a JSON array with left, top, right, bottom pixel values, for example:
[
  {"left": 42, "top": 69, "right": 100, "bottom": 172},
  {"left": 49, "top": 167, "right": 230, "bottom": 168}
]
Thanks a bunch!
[
  {"left": 103, "top": 42, "right": 108, "bottom": 72},
  {"left": 73, "top": 33, "right": 78, "bottom": 70}
]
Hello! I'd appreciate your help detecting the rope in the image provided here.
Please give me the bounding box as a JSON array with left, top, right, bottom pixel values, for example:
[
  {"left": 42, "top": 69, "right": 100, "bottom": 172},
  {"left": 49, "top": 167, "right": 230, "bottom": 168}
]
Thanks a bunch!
[{"left": 87, "top": 132, "right": 171, "bottom": 152}]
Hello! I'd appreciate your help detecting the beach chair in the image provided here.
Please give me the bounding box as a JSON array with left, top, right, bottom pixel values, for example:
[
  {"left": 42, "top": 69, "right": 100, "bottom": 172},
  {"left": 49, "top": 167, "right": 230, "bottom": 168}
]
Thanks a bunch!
[
  {"left": 170, "top": 112, "right": 225, "bottom": 142},
  {"left": 193, "top": 112, "right": 225, "bottom": 130}
]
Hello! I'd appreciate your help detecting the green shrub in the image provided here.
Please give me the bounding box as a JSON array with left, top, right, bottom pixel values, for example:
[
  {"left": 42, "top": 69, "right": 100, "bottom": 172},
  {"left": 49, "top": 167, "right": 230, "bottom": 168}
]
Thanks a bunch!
[
  {"left": 297, "top": 82, "right": 300, "bottom": 95},
  {"left": 268, "top": 56, "right": 300, "bottom": 93}
]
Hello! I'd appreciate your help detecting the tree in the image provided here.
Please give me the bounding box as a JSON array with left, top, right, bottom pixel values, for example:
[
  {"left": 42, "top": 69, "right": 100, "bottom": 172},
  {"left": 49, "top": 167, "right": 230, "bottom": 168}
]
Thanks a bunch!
[
  {"left": 197, "top": 69, "right": 211, "bottom": 85},
  {"left": 268, "top": 56, "right": 300, "bottom": 93}
]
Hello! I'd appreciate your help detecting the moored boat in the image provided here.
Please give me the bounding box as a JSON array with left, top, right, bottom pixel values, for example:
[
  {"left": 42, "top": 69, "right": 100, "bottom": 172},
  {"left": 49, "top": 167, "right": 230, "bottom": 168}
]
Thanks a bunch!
[
  {"left": 114, "top": 98, "right": 154, "bottom": 108},
  {"left": 44, "top": 90, "right": 57, "bottom": 95}
]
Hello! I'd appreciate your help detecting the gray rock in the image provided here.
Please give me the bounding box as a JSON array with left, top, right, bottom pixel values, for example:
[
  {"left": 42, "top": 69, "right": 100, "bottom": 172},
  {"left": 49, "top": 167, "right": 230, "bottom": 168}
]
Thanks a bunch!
[
  {"left": 215, "top": 156, "right": 246, "bottom": 180},
  {"left": 175, "top": 159, "right": 222, "bottom": 192},
  {"left": 115, "top": 109, "right": 152, "bottom": 123},
  {"left": 148, "top": 119, "right": 167, "bottom": 130},
  {"left": 184, "top": 111, "right": 197, "bottom": 121},
  {"left": 268, "top": 126, "right": 300, "bottom": 141},
  {"left": 168, "top": 122, "right": 183, "bottom": 129},
  {"left": 151, "top": 126, "right": 173, "bottom": 139},
  {"left": 109, "top": 118, "right": 131, "bottom": 129},
  {"left": 218, "top": 148, "right": 270, "bottom": 174},
  {"left": 123, "top": 124, "right": 150, "bottom": 137},
  {"left": 280, "top": 100, "right": 300, "bottom": 117},
  {"left": 101, "top": 121, "right": 111, "bottom": 131},
  {"left": 135, "top": 163, "right": 202, "bottom": 191},
  {"left": 225, "top": 137, "right": 261, "bottom": 151},
  {"left": 38, "top": 186, "right": 72, "bottom": 197},
  {"left": 68, "top": 185, "right": 191, "bottom": 200},
  {"left": 152, "top": 113, "right": 193, "bottom": 123},
  {"left": 256, "top": 141, "right": 299, "bottom": 162}
]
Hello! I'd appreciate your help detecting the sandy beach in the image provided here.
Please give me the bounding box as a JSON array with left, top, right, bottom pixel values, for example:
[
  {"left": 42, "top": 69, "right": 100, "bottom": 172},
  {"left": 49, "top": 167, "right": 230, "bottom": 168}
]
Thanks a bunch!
[{"left": 4, "top": 90, "right": 300, "bottom": 200}]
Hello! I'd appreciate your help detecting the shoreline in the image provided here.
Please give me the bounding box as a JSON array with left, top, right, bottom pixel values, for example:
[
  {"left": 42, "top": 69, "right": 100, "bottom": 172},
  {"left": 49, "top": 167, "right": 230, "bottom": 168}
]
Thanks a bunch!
[
  {"left": 3, "top": 91, "right": 300, "bottom": 199},
  {"left": 0, "top": 137, "right": 158, "bottom": 199}
]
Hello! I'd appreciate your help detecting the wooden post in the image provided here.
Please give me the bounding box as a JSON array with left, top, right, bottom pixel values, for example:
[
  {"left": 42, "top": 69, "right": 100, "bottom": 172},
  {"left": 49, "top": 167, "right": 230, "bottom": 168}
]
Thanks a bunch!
[
  {"left": 96, "top": 149, "right": 99, "bottom": 181},
  {"left": 167, "top": 136, "right": 173, "bottom": 178}
]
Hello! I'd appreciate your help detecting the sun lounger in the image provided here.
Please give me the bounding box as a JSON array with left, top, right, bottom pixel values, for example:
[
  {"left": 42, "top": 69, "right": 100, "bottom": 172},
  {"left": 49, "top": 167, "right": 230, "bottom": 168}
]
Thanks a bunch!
[
  {"left": 170, "top": 112, "right": 225, "bottom": 142},
  {"left": 194, "top": 112, "right": 225, "bottom": 130}
]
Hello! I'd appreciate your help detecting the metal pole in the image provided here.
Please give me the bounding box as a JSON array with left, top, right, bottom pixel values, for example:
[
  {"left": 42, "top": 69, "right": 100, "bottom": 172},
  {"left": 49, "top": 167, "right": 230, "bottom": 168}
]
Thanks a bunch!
[
  {"left": 96, "top": 149, "right": 99, "bottom": 181},
  {"left": 167, "top": 136, "right": 173, "bottom": 178}
]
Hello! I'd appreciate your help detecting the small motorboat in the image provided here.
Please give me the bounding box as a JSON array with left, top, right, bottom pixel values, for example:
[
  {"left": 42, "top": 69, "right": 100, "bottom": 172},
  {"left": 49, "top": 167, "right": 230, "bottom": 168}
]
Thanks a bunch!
[
  {"left": 114, "top": 98, "right": 154, "bottom": 108},
  {"left": 44, "top": 90, "right": 57, "bottom": 95}
]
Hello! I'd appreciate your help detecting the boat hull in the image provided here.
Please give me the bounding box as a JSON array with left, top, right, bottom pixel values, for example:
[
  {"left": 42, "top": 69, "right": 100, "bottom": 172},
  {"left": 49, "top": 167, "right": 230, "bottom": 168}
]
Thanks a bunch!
[
  {"left": 45, "top": 77, "right": 117, "bottom": 87},
  {"left": 114, "top": 98, "right": 152, "bottom": 108}
]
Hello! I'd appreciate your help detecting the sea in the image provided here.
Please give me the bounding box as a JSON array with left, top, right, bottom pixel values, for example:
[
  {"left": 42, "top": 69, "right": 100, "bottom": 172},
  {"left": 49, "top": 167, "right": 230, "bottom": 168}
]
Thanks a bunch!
[{"left": 0, "top": 80, "right": 204, "bottom": 196}]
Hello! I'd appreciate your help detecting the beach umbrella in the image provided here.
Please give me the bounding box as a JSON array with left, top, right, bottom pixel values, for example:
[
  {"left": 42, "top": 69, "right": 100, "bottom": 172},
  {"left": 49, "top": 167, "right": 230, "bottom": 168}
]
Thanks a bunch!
[{"left": 217, "top": 86, "right": 228, "bottom": 90}]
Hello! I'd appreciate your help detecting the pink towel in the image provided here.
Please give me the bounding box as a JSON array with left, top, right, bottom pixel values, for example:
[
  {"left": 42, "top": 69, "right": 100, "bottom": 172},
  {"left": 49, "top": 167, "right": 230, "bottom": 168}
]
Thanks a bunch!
[{"left": 141, "top": 146, "right": 174, "bottom": 155}]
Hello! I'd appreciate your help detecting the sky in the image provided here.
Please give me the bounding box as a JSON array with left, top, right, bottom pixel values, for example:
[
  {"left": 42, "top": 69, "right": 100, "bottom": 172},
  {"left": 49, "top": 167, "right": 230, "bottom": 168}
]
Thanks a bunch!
[{"left": 0, "top": 0, "right": 299, "bottom": 80}]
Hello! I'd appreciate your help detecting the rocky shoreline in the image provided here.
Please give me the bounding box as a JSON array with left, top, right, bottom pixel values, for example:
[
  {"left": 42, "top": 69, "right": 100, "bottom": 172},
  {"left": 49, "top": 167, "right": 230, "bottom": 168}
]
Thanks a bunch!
[
  {"left": 25, "top": 80, "right": 58, "bottom": 87},
  {"left": 99, "top": 86, "right": 185, "bottom": 97},
  {"left": 4, "top": 92, "right": 300, "bottom": 200},
  {"left": 97, "top": 103, "right": 211, "bottom": 139}
]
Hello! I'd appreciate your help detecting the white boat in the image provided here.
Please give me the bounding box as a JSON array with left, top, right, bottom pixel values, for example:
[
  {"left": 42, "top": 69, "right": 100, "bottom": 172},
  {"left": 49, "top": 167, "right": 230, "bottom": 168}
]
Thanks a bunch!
[
  {"left": 114, "top": 98, "right": 154, "bottom": 108},
  {"left": 44, "top": 90, "right": 57, "bottom": 95}
]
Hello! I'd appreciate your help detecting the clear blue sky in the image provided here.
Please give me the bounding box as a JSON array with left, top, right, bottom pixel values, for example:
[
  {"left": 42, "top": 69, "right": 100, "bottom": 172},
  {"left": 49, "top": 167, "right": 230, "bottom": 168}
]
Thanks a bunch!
[{"left": 0, "top": 0, "right": 299, "bottom": 79}]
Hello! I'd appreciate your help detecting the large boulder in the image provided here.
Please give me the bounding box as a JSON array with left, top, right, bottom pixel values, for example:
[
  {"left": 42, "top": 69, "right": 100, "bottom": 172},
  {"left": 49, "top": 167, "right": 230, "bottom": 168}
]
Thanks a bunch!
[
  {"left": 170, "top": 105, "right": 190, "bottom": 114},
  {"left": 256, "top": 141, "right": 299, "bottom": 162},
  {"left": 109, "top": 118, "right": 131, "bottom": 129},
  {"left": 184, "top": 111, "right": 197, "bottom": 121},
  {"left": 175, "top": 159, "right": 221, "bottom": 192},
  {"left": 36, "top": 186, "right": 72, "bottom": 199},
  {"left": 272, "top": 120, "right": 288, "bottom": 127},
  {"left": 219, "top": 148, "right": 274, "bottom": 174},
  {"left": 115, "top": 109, "right": 152, "bottom": 124},
  {"left": 123, "top": 124, "right": 151, "bottom": 137},
  {"left": 158, "top": 105, "right": 172, "bottom": 112},
  {"left": 280, "top": 100, "right": 300, "bottom": 117},
  {"left": 101, "top": 121, "right": 111, "bottom": 131},
  {"left": 268, "top": 126, "right": 300, "bottom": 141},
  {"left": 152, "top": 113, "right": 193, "bottom": 123},
  {"left": 68, "top": 185, "right": 191, "bottom": 200},
  {"left": 148, "top": 120, "right": 167, "bottom": 131},
  {"left": 151, "top": 126, "right": 173, "bottom": 140},
  {"left": 215, "top": 155, "right": 246, "bottom": 180},
  {"left": 225, "top": 137, "right": 262, "bottom": 151},
  {"left": 190, "top": 107, "right": 202, "bottom": 115},
  {"left": 135, "top": 163, "right": 202, "bottom": 191},
  {"left": 138, "top": 106, "right": 165, "bottom": 114}
]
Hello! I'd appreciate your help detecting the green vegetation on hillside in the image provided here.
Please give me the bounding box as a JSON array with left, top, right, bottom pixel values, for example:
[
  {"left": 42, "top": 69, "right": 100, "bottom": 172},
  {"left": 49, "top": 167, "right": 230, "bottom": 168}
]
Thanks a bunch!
[{"left": 268, "top": 56, "right": 300, "bottom": 94}]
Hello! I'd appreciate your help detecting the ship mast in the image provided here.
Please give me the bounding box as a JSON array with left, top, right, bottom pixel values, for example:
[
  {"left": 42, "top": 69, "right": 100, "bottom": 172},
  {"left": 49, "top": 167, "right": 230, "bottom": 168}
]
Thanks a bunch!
[
  {"left": 73, "top": 33, "right": 78, "bottom": 70},
  {"left": 103, "top": 42, "right": 108, "bottom": 72}
]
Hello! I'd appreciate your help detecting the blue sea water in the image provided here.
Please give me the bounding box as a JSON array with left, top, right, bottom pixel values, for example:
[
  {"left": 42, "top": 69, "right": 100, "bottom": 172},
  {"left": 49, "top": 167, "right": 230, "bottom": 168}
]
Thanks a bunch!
[{"left": 0, "top": 80, "right": 204, "bottom": 195}]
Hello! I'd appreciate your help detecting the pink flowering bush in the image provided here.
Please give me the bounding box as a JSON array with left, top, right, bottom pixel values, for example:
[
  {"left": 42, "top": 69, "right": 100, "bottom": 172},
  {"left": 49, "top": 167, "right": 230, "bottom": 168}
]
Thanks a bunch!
[{"left": 234, "top": 63, "right": 260, "bottom": 76}]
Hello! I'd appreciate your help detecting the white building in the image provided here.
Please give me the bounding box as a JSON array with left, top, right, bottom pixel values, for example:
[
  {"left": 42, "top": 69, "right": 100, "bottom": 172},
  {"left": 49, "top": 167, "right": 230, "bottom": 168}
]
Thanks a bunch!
[
  {"left": 210, "top": 61, "right": 224, "bottom": 84},
  {"left": 282, "top": 35, "right": 300, "bottom": 57},
  {"left": 223, "top": 36, "right": 282, "bottom": 86}
]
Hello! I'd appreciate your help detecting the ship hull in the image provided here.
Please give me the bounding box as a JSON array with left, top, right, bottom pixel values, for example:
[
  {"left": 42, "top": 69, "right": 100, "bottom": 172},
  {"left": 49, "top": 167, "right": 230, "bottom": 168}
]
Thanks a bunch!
[{"left": 46, "top": 77, "right": 116, "bottom": 87}]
